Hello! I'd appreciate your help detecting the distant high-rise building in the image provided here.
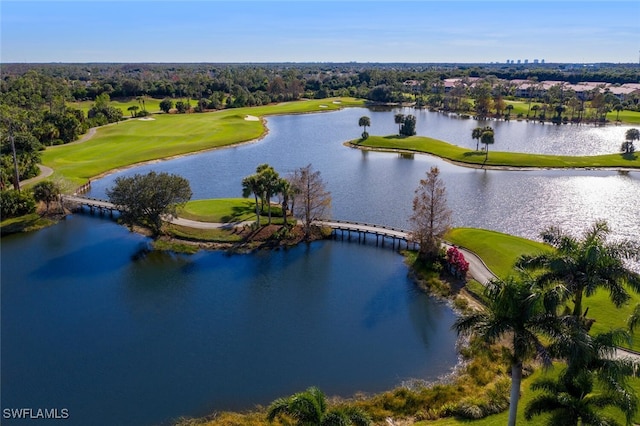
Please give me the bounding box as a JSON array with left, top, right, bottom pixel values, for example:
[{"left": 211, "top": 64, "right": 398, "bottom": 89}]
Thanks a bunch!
[
  {"left": 533, "top": 59, "right": 539, "bottom": 64},
  {"left": 517, "top": 59, "right": 521, "bottom": 64},
  {"left": 524, "top": 59, "right": 529, "bottom": 64},
  {"left": 541, "top": 59, "right": 545, "bottom": 64}
]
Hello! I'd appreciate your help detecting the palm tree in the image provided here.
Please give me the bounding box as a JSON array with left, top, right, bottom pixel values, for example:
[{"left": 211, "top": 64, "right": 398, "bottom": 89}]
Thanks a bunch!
[
  {"left": 454, "top": 276, "right": 562, "bottom": 426},
  {"left": 242, "top": 174, "right": 262, "bottom": 226},
  {"left": 394, "top": 113, "right": 405, "bottom": 135},
  {"left": 256, "top": 164, "right": 281, "bottom": 225},
  {"left": 277, "top": 178, "right": 291, "bottom": 226},
  {"left": 622, "top": 128, "right": 640, "bottom": 154},
  {"left": 358, "top": 116, "right": 371, "bottom": 140},
  {"left": 614, "top": 104, "right": 624, "bottom": 121},
  {"left": 480, "top": 127, "right": 494, "bottom": 159},
  {"left": 471, "top": 127, "right": 484, "bottom": 151},
  {"left": 505, "top": 104, "right": 514, "bottom": 119},
  {"left": 517, "top": 220, "right": 640, "bottom": 319},
  {"left": 526, "top": 326, "right": 639, "bottom": 426},
  {"left": 267, "top": 386, "right": 370, "bottom": 426},
  {"left": 530, "top": 104, "right": 540, "bottom": 120},
  {"left": 127, "top": 105, "right": 139, "bottom": 117}
]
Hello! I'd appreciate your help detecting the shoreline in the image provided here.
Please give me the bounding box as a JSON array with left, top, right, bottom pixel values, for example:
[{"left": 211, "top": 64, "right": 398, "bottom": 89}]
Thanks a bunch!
[
  {"left": 344, "top": 141, "right": 640, "bottom": 173},
  {"left": 81, "top": 116, "right": 271, "bottom": 185}
]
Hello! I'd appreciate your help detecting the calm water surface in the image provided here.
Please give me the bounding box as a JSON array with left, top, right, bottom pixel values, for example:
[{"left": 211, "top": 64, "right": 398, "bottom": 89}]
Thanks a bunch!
[
  {"left": 3, "top": 107, "right": 639, "bottom": 425},
  {"left": 88, "top": 107, "right": 640, "bottom": 249},
  {"left": 1, "top": 215, "right": 458, "bottom": 426}
]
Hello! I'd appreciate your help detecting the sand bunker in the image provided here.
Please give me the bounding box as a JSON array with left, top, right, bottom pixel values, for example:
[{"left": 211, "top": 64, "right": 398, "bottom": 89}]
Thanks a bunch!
[
  {"left": 319, "top": 105, "right": 328, "bottom": 108},
  {"left": 332, "top": 101, "right": 342, "bottom": 104},
  {"left": 138, "top": 117, "right": 156, "bottom": 121},
  {"left": 244, "top": 115, "right": 260, "bottom": 121}
]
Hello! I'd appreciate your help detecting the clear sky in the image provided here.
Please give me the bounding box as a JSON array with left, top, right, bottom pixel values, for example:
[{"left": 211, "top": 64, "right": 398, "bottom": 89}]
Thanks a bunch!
[{"left": 1, "top": 1, "right": 639, "bottom": 64}]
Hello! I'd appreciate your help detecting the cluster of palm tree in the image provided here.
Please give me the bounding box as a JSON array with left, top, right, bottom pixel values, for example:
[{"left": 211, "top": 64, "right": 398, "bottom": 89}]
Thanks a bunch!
[
  {"left": 241, "top": 164, "right": 291, "bottom": 226},
  {"left": 621, "top": 128, "right": 639, "bottom": 155},
  {"left": 471, "top": 126, "right": 495, "bottom": 159},
  {"left": 456, "top": 220, "right": 640, "bottom": 426}
]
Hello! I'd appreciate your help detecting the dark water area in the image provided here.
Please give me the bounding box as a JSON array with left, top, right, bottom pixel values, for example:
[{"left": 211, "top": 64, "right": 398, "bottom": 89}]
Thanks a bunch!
[{"left": 1, "top": 215, "right": 458, "bottom": 426}]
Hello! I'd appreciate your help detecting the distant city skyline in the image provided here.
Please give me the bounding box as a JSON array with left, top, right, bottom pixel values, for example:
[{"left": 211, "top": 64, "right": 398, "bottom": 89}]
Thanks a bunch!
[{"left": 1, "top": 1, "right": 639, "bottom": 64}]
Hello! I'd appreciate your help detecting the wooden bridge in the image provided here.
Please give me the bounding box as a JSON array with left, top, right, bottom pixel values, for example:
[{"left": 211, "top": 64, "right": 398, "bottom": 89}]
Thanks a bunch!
[
  {"left": 61, "top": 195, "right": 120, "bottom": 216},
  {"left": 313, "top": 219, "right": 417, "bottom": 251}
]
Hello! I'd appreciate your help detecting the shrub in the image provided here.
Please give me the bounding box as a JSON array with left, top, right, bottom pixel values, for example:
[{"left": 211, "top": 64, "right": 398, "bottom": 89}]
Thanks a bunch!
[{"left": 1, "top": 189, "right": 36, "bottom": 218}]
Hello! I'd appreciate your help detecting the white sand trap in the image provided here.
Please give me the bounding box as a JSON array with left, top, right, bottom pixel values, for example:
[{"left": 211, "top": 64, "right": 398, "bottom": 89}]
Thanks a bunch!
[
  {"left": 138, "top": 117, "right": 156, "bottom": 121},
  {"left": 244, "top": 115, "right": 260, "bottom": 121},
  {"left": 332, "top": 101, "right": 342, "bottom": 104},
  {"left": 319, "top": 105, "right": 328, "bottom": 108}
]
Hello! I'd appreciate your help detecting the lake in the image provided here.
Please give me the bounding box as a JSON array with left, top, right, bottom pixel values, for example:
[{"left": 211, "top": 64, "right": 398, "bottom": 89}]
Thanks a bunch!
[{"left": 2, "top": 106, "right": 638, "bottom": 425}]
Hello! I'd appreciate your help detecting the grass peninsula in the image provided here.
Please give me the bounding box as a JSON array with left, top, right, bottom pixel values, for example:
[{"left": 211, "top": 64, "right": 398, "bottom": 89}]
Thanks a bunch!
[{"left": 349, "top": 135, "right": 640, "bottom": 170}]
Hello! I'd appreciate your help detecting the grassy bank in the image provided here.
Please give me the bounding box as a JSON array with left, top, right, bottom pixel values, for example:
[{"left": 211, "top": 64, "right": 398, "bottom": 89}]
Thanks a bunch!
[
  {"left": 43, "top": 97, "right": 363, "bottom": 188},
  {"left": 179, "top": 198, "right": 274, "bottom": 223},
  {"left": 352, "top": 135, "right": 640, "bottom": 170},
  {"left": 445, "top": 227, "right": 640, "bottom": 352}
]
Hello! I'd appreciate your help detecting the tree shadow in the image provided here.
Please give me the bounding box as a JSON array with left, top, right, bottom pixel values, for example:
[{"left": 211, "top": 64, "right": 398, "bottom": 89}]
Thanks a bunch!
[
  {"left": 462, "top": 151, "right": 486, "bottom": 158},
  {"left": 383, "top": 135, "right": 409, "bottom": 140},
  {"left": 223, "top": 204, "right": 257, "bottom": 223},
  {"left": 621, "top": 152, "right": 638, "bottom": 161}
]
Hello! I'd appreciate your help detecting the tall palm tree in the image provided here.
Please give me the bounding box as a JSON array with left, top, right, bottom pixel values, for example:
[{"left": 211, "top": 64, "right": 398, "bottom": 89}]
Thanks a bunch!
[
  {"left": 471, "top": 127, "right": 484, "bottom": 151},
  {"left": 454, "top": 276, "right": 562, "bottom": 426},
  {"left": 622, "top": 128, "right": 640, "bottom": 154},
  {"left": 394, "top": 113, "right": 405, "bottom": 135},
  {"left": 530, "top": 104, "right": 539, "bottom": 120},
  {"left": 358, "top": 116, "right": 371, "bottom": 139},
  {"left": 267, "top": 386, "right": 370, "bottom": 426},
  {"left": 242, "top": 174, "right": 262, "bottom": 226},
  {"left": 480, "top": 127, "right": 495, "bottom": 159},
  {"left": 517, "top": 220, "right": 640, "bottom": 319},
  {"left": 256, "top": 164, "right": 281, "bottom": 225}
]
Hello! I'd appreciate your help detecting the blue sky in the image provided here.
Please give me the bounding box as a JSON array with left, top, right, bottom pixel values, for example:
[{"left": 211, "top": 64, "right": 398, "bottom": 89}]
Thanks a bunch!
[{"left": 1, "top": 1, "right": 639, "bottom": 63}]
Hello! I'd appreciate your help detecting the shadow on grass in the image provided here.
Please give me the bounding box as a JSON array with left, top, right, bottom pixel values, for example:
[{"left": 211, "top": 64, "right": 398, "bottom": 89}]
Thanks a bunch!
[
  {"left": 462, "top": 150, "right": 487, "bottom": 158},
  {"left": 383, "top": 135, "right": 410, "bottom": 140},
  {"left": 621, "top": 152, "right": 638, "bottom": 161},
  {"left": 223, "top": 204, "right": 258, "bottom": 223}
]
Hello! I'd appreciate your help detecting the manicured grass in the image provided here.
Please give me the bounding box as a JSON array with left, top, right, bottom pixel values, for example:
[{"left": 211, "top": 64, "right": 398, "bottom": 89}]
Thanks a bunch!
[
  {"left": 44, "top": 97, "right": 363, "bottom": 188},
  {"left": 445, "top": 227, "right": 640, "bottom": 351},
  {"left": 445, "top": 228, "right": 553, "bottom": 280},
  {"left": 179, "top": 198, "right": 261, "bottom": 223},
  {"left": 67, "top": 97, "right": 164, "bottom": 115},
  {"left": 354, "top": 135, "right": 640, "bottom": 170},
  {"left": 179, "top": 198, "right": 287, "bottom": 224}
]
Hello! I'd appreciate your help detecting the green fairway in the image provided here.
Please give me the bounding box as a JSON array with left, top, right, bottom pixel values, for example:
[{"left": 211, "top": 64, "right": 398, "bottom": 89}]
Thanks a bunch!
[
  {"left": 445, "top": 228, "right": 552, "bottom": 279},
  {"left": 354, "top": 135, "right": 640, "bottom": 170},
  {"left": 43, "top": 97, "right": 364, "bottom": 187},
  {"left": 67, "top": 97, "right": 164, "bottom": 115},
  {"left": 179, "top": 198, "right": 262, "bottom": 223}
]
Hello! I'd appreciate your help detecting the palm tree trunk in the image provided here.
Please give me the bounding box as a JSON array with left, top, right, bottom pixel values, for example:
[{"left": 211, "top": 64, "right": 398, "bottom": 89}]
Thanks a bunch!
[
  {"left": 253, "top": 193, "right": 260, "bottom": 226},
  {"left": 508, "top": 361, "right": 523, "bottom": 426}
]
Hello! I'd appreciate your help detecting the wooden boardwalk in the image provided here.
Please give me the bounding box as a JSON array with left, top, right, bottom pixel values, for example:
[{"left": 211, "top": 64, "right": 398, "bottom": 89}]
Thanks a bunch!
[
  {"left": 61, "top": 195, "right": 120, "bottom": 216},
  {"left": 313, "top": 219, "right": 417, "bottom": 251}
]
